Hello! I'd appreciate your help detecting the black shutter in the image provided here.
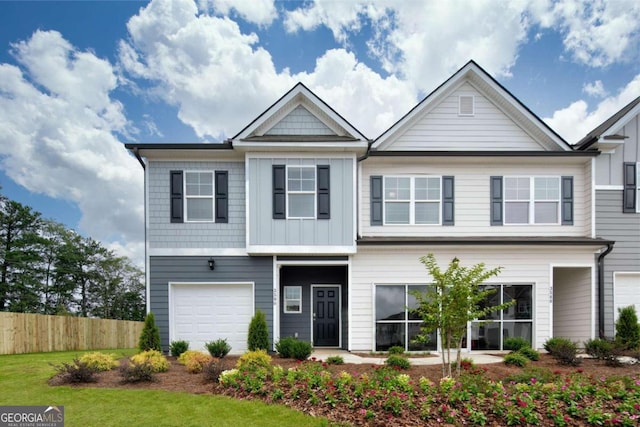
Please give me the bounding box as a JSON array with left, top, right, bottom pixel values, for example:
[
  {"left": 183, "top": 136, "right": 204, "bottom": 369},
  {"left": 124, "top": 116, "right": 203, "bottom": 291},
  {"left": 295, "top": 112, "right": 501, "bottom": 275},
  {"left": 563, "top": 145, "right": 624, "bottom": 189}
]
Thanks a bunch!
[
  {"left": 317, "top": 165, "right": 330, "bottom": 219},
  {"left": 215, "top": 171, "right": 228, "bottom": 223},
  {"left": 623, "top": 162, "right": 637, "bottom": 213},
  {"left": 273, "top": 165, "right": 286, "bottom": 219},
  {"left": 561, "top": 176, "right": 573, "bottom": 225},
  {"left": 170, "top": 170, "right": 183, "bottom": 223},
  {"left": 370, "top": 176, "right": 383, "bottom": 226},
  {"left": 442, "top": 176, "right": 455, "bottom": 226},
  {"left": 490, "top": 176, "right": 503, "bottom": 226}
]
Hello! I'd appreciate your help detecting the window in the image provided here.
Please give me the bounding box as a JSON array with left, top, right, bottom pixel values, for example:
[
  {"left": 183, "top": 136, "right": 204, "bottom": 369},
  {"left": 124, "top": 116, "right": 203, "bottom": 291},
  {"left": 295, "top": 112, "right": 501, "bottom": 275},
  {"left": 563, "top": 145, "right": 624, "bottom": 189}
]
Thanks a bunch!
[
  {"left": 287, "top": 166, "right": 316, "bottom": 218},
  {"left": 375, "top": 284, "right": 436, "bottom": 351},
  {"left": 185, "top": 172, "right": 214, "bottom": 222},
  {"left": 504, "top": 177, "right": 560, "bottom": 224},
  {"left": 383, "top": 176, "right": 441, "bottom": 225},
  {"left": 637, "top": 164, "right": 640, "bottom": 213},
  {"left": 284, "top": 286, "right": 302, "bottom": 313},
  {"left": 471, "top": 284, "right": 533, "bottom": 350}
]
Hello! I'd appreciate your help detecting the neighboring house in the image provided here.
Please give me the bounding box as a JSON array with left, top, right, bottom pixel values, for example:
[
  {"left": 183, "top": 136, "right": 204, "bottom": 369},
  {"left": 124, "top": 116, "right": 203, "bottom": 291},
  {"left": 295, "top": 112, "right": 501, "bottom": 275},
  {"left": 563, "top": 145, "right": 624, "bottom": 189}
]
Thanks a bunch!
[
  {"left": 127, "top": 61, "right": 612, "bottom": 354},
  {"left": 575, "top": 97, "right": 640, "bottom": 339}
]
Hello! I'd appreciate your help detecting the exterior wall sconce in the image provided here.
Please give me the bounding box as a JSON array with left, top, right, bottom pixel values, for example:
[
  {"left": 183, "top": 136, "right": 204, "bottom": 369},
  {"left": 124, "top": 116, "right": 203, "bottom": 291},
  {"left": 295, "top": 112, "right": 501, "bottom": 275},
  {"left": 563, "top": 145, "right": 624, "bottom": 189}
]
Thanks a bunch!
[{"left": 207, "top": 258, "right": 215, "bottom": 270}]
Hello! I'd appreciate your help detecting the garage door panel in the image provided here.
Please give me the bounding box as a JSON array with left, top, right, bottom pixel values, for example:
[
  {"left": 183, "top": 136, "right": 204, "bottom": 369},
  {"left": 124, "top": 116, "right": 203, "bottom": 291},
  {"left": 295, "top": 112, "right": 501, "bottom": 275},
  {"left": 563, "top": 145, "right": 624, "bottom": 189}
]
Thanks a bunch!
[
  {"left": 614, "top": 273, "right": 640, "bottom": 320},
  {"left": 171, "top": 283, "right": 253, "bottom": 354}
]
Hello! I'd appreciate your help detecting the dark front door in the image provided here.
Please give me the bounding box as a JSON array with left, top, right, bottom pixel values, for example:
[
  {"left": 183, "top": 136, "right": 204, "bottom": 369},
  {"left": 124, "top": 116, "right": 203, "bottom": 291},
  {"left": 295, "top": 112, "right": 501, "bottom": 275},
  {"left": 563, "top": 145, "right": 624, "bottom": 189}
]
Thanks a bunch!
[{"left": 313, "top": 286, "right": 339, "bottom": 346}]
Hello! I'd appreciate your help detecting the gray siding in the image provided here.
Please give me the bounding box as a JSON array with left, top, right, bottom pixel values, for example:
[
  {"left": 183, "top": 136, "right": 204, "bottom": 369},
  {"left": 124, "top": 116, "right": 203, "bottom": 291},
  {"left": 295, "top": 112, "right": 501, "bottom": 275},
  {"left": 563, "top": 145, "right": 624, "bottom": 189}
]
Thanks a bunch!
[
  {"left": 594, "top": 115, "right": 639, "bottom": 186},
  {"left": 148, "top": 161, "right": 245, "bottom": 249},
  {"left": 150, "top": 256, "right": 273, "bottom": 352},
  {"left": 280, "top": 266, "right": 348, "bottom": 349},
  {"left": 248, "top": 157, "right": 354, "bottom": 246},
  {"left": 596, "top": 190, "right": 640, "bottom": 337}
]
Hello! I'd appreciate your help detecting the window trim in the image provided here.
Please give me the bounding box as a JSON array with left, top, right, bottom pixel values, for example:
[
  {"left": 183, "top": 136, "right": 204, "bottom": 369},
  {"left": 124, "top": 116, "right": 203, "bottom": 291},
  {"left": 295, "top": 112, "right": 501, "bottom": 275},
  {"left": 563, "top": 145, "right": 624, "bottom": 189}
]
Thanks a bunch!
[
  {"left": 503, "top": 176, "right": 561, "bottom": 225},
  {"left": 382, "top": 175, "right": 442, "bottom": 225},
  {"left": 637, "top": 162, "right": 640, "bottom": 213},
  {"left": 283, "top": 286, "right": 302, "bottom": 314},
  {"left": 184, "top": 170, "right": 216, "bottom": 223},
  {"left": 286, "top": 165, "right": 317, "bottom": 219}
]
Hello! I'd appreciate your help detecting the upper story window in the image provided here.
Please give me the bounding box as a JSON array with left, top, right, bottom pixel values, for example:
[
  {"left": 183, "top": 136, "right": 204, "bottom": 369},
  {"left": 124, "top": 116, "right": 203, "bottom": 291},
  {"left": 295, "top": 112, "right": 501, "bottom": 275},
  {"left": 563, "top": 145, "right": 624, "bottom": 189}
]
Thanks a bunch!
[
  {"left": 384, "top": 176, "right": 441, "bottom": 225},
  {"left": 504, "top": 176, "right": 560, "bottom": 224},
  {"left": 185, "top": 172, "right": 214, "bottom": 221},
  {"left": 287, "top": 166, "right": 316, "bottom": 218},
  {"left": 623, "top": 162, "right": 639, "bottom": 213},
  {"left": 169, "top": 170, "right": 228, "bottom": 224}
]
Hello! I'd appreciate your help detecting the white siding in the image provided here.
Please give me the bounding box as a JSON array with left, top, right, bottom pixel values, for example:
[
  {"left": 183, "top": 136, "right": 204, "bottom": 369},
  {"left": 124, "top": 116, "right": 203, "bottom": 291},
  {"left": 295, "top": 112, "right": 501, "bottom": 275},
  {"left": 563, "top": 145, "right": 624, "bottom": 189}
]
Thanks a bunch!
[
  {"left": 594, "top": 115, "right": 640, "bottom": 186},
  {"left": 387, "top": 83, "right": 543, "bottom": 151},
  {"left": 553, "top": 267, "right": 592, "bottom": 344},
  {"left": 266, "top": 105, "right": 334, "bottom": 136},
  {"left": 360, "top": 158, "right": 591, "bottom": 237},
  {"left": 350, "top": 246, "right": 596, "bottom": 351}
]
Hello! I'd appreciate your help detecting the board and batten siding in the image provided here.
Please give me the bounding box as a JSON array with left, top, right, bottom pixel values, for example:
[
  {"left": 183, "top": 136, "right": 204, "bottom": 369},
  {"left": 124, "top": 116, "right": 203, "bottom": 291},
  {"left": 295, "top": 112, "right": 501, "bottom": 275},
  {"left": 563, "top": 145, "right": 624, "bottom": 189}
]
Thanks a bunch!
[
  {"left": 147, "top": 161, "right": 245, "bottom": 249},
  {"left": 350, "top": 246, "right": 596, "bottom": 351},
  {"left": 248, "top": 157, "right": 355, "bottom": 248},
  {"left": 595, "top": 190, "right": 640, "bottom": 337},
  {"left": 553, "top": 267, "right": 592, "bottom": 344},
  {"left": 360, "top": 159, "right": 591, "bottom": 237},
  {"left": 594, "top": 115, "right": 639, "bottom": 186},
  {"left": 387, "top": 82, "right": 542, "bottom": 151},
  {"left": 149, "top": 256, "right": 273, "bottom": 352}
]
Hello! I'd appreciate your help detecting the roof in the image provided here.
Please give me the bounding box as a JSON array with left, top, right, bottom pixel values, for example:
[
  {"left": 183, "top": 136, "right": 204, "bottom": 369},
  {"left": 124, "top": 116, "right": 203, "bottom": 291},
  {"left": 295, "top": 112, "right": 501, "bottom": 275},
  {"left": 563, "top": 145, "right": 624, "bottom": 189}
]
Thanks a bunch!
[{"left": 575, "top": 96, "right": 640, "bottom": 150}]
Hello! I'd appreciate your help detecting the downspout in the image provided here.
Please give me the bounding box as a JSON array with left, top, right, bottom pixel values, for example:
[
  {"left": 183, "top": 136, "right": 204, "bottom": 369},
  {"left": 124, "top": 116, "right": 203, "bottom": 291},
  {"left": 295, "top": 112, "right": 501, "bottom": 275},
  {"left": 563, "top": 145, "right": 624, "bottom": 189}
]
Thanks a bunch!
[
  {"left": 597, "top": 243, "right": 614, "bottom": 339},
  {"left": 132, "top": 148, "right": 149, "bottom": 314}
]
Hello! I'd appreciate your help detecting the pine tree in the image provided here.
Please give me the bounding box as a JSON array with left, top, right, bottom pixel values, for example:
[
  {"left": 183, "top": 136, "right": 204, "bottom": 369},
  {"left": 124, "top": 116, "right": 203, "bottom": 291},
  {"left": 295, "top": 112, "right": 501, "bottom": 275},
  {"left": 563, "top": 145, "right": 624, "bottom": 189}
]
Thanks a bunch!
[
  {"left": 615, "top": 306, "right": 640, "bottom": 350},
  {"left": 139, "top": 312, "right": 162, "bottom": 352},
  {"left": 247, "top": 309, "right": 269, "bottom": 351}
]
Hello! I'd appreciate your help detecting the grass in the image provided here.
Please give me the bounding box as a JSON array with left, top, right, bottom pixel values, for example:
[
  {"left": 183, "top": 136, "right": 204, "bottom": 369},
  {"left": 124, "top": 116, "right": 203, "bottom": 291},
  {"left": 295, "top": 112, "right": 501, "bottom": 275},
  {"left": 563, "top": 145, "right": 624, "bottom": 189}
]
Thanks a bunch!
[{"left": 0, "top": 349, "right": 331, "bottom": 427}]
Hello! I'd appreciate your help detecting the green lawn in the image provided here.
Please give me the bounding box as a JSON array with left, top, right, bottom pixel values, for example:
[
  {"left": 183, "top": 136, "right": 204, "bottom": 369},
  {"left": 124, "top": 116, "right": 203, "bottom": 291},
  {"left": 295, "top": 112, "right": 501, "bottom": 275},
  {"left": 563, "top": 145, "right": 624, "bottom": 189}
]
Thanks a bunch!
[{"left": 0, "top": 350, "right": 330, "bottom": 427}]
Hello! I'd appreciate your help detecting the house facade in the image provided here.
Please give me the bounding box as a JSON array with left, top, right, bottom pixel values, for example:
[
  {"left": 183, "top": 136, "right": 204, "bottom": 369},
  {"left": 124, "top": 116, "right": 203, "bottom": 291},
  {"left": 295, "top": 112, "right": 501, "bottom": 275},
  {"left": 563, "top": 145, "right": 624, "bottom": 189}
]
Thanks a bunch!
[
  {"left": 575, "top": 97, "right": 640, "bottom": 338},
  {"left": 127, "top": 61, "right": 613, "bottom": 354}
]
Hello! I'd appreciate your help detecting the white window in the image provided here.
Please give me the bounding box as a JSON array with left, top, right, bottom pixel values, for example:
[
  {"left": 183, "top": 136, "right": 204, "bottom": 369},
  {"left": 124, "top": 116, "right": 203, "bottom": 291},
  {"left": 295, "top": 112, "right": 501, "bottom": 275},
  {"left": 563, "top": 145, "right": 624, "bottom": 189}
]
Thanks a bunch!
[
  {"left": 287, "top": 166, "right": 315, "bottom": 218},
  {"left": 283, "top": 286, "right": 302, "bottom": 313},
  {"left": 504, "top": 176, "right": 560, "bottom": 224},
  {"left": 384, "top": 176, "right": 441, "bottom": 225},
  {"left": 185, "top": 171, "right": 214, "bottom": 222}
]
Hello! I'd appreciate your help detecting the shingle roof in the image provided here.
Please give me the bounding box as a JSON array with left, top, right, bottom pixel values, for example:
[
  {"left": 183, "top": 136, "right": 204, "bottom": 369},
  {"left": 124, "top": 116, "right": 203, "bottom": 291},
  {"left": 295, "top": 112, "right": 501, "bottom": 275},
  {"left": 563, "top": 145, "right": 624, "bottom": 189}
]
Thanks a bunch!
[{"left": 575, "top": 96, "right": 640, "bottom": 150}]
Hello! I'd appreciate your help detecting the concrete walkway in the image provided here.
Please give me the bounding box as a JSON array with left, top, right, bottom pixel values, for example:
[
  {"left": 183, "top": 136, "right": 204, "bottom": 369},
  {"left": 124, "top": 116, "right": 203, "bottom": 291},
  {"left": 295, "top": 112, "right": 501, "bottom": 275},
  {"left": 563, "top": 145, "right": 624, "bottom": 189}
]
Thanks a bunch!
[{"left": 310, "top": 349, "right": 505, "bottom": 365}]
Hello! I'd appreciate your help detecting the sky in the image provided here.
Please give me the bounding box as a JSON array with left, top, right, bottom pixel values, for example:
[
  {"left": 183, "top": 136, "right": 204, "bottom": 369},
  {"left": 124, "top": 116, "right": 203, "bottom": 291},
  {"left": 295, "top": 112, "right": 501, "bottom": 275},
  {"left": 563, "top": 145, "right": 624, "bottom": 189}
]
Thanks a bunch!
[{"left": 0, "top": 0, "right": 639, "bottom": 266}]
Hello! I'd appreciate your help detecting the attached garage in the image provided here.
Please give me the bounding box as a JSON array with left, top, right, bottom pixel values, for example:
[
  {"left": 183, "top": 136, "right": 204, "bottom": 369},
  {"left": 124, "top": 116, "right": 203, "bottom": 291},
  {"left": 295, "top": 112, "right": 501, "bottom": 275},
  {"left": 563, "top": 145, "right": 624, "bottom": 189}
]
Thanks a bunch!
[
  {"left": 169, "top": 282, "right": 254, "bottom": 354},
  {"left": 614, "top": 273, "right": 640, "bottom": 320}
]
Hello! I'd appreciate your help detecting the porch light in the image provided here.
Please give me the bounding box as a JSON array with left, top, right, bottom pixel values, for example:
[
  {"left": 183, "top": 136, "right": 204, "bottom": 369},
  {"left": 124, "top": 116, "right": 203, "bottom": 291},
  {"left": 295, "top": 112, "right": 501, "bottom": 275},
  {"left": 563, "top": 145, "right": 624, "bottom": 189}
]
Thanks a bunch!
[{"left": 208, "top": 258, "right": 215, "bottom": 270}]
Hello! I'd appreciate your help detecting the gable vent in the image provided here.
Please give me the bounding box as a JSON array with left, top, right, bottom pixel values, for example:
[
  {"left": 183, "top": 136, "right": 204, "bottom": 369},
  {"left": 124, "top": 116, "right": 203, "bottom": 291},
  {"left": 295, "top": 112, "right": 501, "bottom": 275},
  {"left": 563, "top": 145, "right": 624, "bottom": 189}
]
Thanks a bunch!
[{"left": 458, "top": 95, "right": 474, "bottom": 116}]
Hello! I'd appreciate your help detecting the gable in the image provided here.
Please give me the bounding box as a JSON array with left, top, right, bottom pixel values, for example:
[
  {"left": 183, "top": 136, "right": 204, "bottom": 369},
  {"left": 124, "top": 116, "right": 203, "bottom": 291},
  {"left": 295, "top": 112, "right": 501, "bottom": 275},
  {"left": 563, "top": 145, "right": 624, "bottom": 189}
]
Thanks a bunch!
[{"left": 265, "top": 105, "right": 336, "bottom": 136}]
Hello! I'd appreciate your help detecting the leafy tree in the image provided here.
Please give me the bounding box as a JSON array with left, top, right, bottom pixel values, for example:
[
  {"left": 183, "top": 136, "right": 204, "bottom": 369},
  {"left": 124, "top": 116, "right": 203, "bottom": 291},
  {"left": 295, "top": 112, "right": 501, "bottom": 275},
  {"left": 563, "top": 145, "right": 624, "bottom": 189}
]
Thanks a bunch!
[
  {"left": 139, "top": 312, "right": 162, "bottom": 352},
  {"left": 615, "top": 305, "right": 640, "bottom": 350},
  {"left": 410, "top": 254, "right": 510, "bottom": 377},
  {"left": 247, "top": 309, "right": 269, "bottom": 351}
]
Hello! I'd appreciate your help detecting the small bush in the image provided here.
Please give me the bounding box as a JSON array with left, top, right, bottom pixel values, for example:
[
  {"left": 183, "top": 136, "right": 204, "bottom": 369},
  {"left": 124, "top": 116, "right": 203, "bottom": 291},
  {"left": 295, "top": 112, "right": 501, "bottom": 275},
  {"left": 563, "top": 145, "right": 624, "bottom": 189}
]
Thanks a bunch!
[
  {"left": 178, "top": 350, "right": 213, "bottom": 373},
  {"left": 206, "top": 339, "right": 231, "bottom": 358},
  {"left": 506, "top": 366, "right": 555, "bottom": 383},
  {"left": 504, "top": 337, "right": 530, "bottom": 352},
  {"left": 291, "top": 340, "right": 313, "bottom": 360},
  {"left": 504, "top": 352, "right": 529, "bottom": 367},
  {"left": 517, "top": 346, "right": 540, "bottom": 361},
  {"left": 615, "top": 305, "right": 640, "bottom": 350},
  {"left": 120, "top": 361, "right": 155, "bottom": 383},
  {"left": 544, "top": 337, "right": 581, "bottom": 366},
  {"left": 248, "top": 310, "right": 269, "bottom": 351},
  {"left": 130, "top": 349, "right": 169, "bottom": 372},
  {"left": 54, "top": 359, "right": 99, "bottom": 383},
  {"left": 203, "top": 359, "right": 227, "bottom": 383},
  {"left": 138, "top": 312, "right": 162, "bottom": 352},
  {"left": 236, "top": 349, "right": 272, "bottom": 370},
  {"left": 78, "top": 352, "right": 118, "bottom": 371},
  {"left": 585, "top": 338, "right": 614, "bottom": 359},
  {"left": 275, "top": 336, "right": 296, "bottom": 358},
  {"left": 326, "top": 355, "right": 344, "bottom": 365},
  {"left": 275, "top": 336, "right": 313, "bottom": 360},
  {"left": 388, "top": 345, "right": 405, "bottom": 355},
  {"left": 169, "top": 340, "right": 189, "bottom": 357},
  {"left": 385, "top": 355, "right": 411, "bottom": 370}
]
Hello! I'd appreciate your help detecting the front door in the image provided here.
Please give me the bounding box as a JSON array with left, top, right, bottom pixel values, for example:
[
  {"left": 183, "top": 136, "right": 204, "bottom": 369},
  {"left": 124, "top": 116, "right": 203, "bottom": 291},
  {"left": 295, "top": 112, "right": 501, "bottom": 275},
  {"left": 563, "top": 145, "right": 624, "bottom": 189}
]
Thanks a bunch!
[{"left": 313, "top": 286, "right": 340, "bottom": 346}]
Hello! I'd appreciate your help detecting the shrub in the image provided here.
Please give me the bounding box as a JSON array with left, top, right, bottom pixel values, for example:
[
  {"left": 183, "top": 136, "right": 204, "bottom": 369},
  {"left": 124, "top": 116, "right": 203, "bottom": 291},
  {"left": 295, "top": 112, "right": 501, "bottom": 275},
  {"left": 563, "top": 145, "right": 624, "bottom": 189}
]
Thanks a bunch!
[
  {"left": 504, "top": 337, "right": 530, "bottom": 352},
  {"left": 119, "top": 361, "right": 155, "bottom": 383},
  {"left": 544, "top": 337, "right": 581, "bottom": 366},
  {"left": 54, "top": 359, "right": 99, "bottom": 383},
  {"left": 506, "top": 366, "right": 555, "bottom": 383},
  {"left": 138, "top": 312, "right": 162, "bottom": 352},
  {"left": 236, "top": 349, "right": 272, "bottom": 370},
  {"left": 291, "top": 340, "right": 313, "bottom": 361},
  {"left": 517, "top": 346, "right": 540, "bottom": 361},
  {"left": 275, "top": 336, "right": 296, "bottom": 358},
  {"left": 206, "top": 339, "right": 231, "bottom": 358},
  {"left": 504, "top": 352, "right": 529, "bottom": 367},
  {"left": 247, "top": 310, "right": 269, "bottom": 351},
  {"left": 178, "top": 350, "right": 213, "bottom": 373},
  {"left": 275, "top": 336, "right": 313, "bottom": 360},
  {"left": 585, "top": 338, "right": 614, "bottom": 359},
  {"left": 615, "top": 305, "right": 640, "bottom": 350},
  {"left": 78, "top": 352, "right": 118, "bottom": 371},
  {"left": 385, "top": 355, "right": 411, "bottom": 370},
  {"left": 169, "top": 340, "right": 189, "bottom": 357},
  {"left": 130, "top": 349, "right": 169, "bottom": 372},
  {"left": 388, "top": 345, "right": 405, "bottom": 355},
  {"left": 326, "top": 355, "right": 344, "bottom": 365},
  {"left": 203, "top": 359, "right": 227, "bottom": 383}
]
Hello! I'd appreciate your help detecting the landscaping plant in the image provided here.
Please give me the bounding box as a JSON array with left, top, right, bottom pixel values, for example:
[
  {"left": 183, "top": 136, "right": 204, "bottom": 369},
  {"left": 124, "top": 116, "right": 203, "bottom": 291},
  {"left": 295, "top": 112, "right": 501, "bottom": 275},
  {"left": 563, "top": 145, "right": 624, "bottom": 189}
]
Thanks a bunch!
[
  {"left": 615, "top": 305, "right": 640, "bottom": 350},
  {"left": 78, "top": 352, "right": 119, "bottom": 371},
  {"left": 119, "top": 361, "right": 155, "bottom": 383},
  {"left": 206, "top": 339, "right": 231, "bottom": 358},
  {"left": 177, "top": 350, "right": 213, "bottom": 373},
  {"left": 169, "top": 340, "right": 189, "bottom": 357},
  {"left": 544, "top": 337, "right": 581, "bottom": 365},
  {"left": 138, "top": 312, "right": 162, "bottom": 352},
  {"left": 54, "top": 358, "right": 99, "bottom": 383},
  {"left": 503, "top": 352, "right": 529, "bottom": 367},
  {"left": 130, "top": 349, "right": 169, "bottom": 372},
  {"left": 325, "top": 355, "right": 344, "bottom": 365},
  {"left": 504, "top": 336, "right": 530, "bottom": 351},
  {"left": 248, "top": 309, "right": 270, "bottom": 351},
  {"left": 275, "top": 336, "right": 313, "bottom": 360},
  {"left": 384, "top": 354, "right": 411, "bottom": 370}
]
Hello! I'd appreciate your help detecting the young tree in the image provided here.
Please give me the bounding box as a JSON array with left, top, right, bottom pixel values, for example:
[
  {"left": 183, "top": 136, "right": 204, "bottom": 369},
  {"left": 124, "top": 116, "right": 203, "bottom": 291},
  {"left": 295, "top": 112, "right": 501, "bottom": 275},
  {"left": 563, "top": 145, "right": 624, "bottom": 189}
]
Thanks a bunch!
[
  {"left": 615, "top": 305, "right": 640, "bottom": 350},
  {"left": 410, "top": 254, "right": 510, "bottom": 377},
  {"left": 247, "top": 309, "right": 269, "bottom": 351},
  {"left": 139, "top": 312, "right": 162, "bottom": 352}
]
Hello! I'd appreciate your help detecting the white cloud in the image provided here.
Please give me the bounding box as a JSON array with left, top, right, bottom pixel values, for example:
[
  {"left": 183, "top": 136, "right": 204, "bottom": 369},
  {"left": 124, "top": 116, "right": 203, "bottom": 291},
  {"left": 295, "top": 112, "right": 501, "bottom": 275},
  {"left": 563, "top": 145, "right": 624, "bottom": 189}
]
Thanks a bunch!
[
  {"left": 582, "top": 80, "right": 607, "bottom": 98},
  {"left": 200, "top": 0, "right": 277, "bottom": 26},
  {"left": 545, "top": 74, "right": 640, "bottom": 143},
  {"left": 0, "top": 30, "right": 143, "bottom": 262}
]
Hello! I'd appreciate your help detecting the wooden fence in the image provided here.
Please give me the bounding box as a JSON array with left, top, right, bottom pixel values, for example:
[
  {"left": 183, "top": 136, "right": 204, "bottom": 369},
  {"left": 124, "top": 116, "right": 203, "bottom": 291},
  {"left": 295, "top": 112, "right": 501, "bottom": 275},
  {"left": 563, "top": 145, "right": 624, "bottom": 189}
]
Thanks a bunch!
[{"left": 0, "top": 312, "right": 144, "bottom": 355}]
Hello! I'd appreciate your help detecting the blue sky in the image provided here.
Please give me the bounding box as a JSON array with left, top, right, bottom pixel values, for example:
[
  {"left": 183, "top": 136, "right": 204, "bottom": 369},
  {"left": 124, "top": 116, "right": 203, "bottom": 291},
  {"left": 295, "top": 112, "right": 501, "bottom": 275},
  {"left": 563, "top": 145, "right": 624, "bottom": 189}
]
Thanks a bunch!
[{"left": 0, "top": 0, "right": 639, "bottom": 264}]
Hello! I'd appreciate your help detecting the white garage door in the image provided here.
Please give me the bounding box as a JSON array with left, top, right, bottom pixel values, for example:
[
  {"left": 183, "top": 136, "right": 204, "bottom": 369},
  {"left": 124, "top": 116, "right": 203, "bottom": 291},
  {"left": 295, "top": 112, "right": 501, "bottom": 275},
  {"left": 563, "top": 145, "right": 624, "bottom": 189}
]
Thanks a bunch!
[
  {"left": 614, "top": 273, "right": 640, "bottom": 319},
  {"left": 170, "top": 283, "right": 254, "bottom": 354}
]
